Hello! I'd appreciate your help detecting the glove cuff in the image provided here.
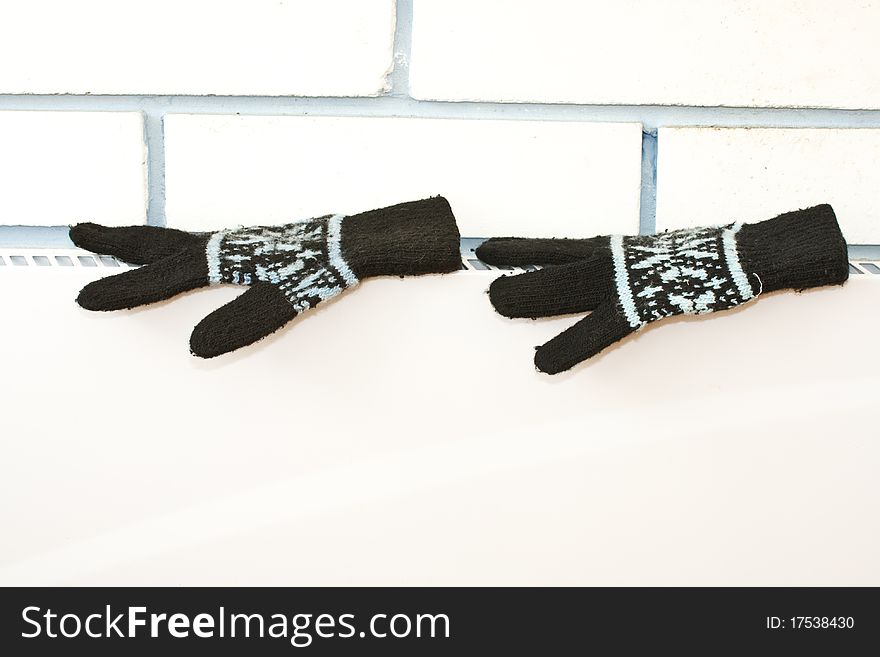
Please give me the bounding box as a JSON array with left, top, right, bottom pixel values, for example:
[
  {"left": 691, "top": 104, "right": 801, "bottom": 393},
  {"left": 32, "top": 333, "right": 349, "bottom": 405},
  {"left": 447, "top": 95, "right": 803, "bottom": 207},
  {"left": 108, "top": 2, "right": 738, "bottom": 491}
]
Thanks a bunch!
[
  {"left": 340, "top": 197, "right": 462, "bottom": 279},
  {"left": 736, "top": 204, "right": 849, "bottom": 293}
]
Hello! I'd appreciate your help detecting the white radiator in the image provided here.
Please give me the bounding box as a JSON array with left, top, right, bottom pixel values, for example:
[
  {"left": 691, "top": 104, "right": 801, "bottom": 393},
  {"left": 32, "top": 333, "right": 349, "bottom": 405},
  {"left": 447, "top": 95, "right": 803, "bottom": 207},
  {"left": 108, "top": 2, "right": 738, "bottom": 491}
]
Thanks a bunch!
[{"left": 1, "top": 247, "right": 878, "bottom": 585}]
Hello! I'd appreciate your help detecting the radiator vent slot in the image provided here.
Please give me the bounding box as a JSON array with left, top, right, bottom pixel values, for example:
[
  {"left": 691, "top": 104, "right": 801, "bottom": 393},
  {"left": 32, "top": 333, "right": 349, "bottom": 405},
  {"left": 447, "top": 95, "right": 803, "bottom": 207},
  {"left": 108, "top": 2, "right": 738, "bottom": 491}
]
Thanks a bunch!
[
  {"left": 850, "top": 261, "right": 880, "bottom": 275},
  {"left": 0, "top": 250, "right": 135, "bottom": 268},
  {"left": 2, "top": 248, "right": 879, "bottom": 278}
]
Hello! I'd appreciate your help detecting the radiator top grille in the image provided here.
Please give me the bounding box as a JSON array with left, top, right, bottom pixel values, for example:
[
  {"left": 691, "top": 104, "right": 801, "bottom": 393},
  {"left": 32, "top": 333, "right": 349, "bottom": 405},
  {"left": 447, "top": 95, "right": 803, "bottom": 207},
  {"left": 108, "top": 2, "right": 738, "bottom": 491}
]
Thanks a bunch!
[{"left": 1, "top": 245, "right": 878, "bottom": 277}]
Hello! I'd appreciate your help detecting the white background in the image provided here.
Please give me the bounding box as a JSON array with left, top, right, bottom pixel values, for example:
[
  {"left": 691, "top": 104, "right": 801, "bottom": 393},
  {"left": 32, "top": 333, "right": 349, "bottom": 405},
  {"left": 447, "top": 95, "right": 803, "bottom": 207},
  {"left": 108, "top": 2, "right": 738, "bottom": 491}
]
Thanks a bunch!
[{"left": 0, "top": 0, "right": 878, "bottom": 585}]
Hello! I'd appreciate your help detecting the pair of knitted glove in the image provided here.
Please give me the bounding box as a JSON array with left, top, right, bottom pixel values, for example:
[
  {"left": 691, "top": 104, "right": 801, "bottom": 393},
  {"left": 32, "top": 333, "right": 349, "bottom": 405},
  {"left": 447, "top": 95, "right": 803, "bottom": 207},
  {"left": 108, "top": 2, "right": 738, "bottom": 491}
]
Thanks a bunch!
[{"left": 71, "top": 199, "right": 848, "bottom": 373}]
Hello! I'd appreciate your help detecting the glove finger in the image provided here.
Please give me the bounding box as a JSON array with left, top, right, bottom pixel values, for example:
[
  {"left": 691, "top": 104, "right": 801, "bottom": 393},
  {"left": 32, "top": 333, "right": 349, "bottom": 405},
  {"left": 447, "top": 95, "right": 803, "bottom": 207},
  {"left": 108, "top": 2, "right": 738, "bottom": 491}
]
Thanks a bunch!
[
  {"left": 190, "top": 283, "right": 298, "bottom": 358},
  {"left": 476, "top": 236, "right": 608, "bottom": 266},
  {"left": 70, "top": 223, "right": 205, "bottom": 265},
  {"left": 488, "top": 253, "right": 613, "bottom": 318},
  {"left": 534, "top": 302, "right": 634, "bottom": 374},
  {"left": 76, "top": 249, "right": 208, "bottom": 311}
]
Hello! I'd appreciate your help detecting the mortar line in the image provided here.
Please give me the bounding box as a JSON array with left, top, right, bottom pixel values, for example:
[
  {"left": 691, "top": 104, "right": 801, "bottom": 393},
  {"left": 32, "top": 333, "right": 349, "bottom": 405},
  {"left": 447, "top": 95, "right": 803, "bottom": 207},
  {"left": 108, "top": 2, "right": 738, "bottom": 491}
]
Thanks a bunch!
[
  {"left": 143, "top": 110, "right": 166, "bottom": 226},
  {"left": 638, "top": 131, "right": 658, "bottom": 235},
  {"left": 4, "top": 95, "right": 880, "bottom": 129},
  {"left": 388, "top": 0, "right": 414, "bottom": 97}
]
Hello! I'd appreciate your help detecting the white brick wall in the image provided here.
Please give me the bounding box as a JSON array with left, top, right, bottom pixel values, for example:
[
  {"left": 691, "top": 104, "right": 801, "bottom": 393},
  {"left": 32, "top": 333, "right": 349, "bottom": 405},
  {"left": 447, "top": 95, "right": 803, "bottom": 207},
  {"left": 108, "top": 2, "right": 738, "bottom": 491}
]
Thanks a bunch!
[
  {"left": 164, "top": 115, "right": 642, "bottom": 237},
  {"left": 1, "top": 1, "right": 878, "bottom": 242},
  {"left": 411, "top": 0, "right": 880, "bottom": 109},
  {"left": 656, "top": 128, "right": 880, "bottom": 244},
  {"left": 0, "top": 0, "right": 396, "bottom": 96},
  {"left": 0, "top": 111, "right": 146, "bottom": 226}
]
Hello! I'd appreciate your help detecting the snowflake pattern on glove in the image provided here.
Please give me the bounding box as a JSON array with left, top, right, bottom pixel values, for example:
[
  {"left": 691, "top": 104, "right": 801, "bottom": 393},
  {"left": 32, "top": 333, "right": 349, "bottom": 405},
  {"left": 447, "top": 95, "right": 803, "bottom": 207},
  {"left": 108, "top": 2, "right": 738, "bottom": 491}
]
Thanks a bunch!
[
  {"left": 611, "top": 224, "right": 759, "bottom": 330},
  {"left": 205, "top": 214, "right": 359, "bottom": 313}
]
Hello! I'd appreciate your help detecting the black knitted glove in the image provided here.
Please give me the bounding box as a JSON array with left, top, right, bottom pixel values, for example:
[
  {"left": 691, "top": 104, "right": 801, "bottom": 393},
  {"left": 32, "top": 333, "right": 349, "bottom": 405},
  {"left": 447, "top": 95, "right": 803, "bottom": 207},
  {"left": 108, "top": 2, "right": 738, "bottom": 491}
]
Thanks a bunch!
[
  {"left": 71, "top": 197, "right": 461, "bottom": 357},
  {"left": 476, "top": 204, "right": 849, "bottom": 374}
]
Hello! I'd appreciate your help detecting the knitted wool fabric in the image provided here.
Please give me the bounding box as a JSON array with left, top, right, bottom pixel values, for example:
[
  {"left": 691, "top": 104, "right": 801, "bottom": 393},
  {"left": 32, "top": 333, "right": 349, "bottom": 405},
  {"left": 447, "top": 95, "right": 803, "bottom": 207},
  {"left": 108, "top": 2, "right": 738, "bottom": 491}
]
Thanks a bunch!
[
  {"left": 205, "top": 215, "right": 359, "bottom": 313},
  {"left": 70, "top": 196, "right": 461, "bottom": 357},
  {"left": 476, "top": 204, "right": 849, "bottom": 374}
]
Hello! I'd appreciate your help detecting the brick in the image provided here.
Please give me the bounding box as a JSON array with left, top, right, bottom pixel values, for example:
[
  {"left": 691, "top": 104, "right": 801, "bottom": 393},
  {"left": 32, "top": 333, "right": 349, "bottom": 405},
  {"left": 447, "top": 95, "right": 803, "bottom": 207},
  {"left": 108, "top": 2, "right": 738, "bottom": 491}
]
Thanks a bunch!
[
  {"left": 164, "top": 115, "right": 643, "bottom": 237},
  {"left": 0, "top": 111, "right": 145, "bottom": 226},
  {"left": 411, "top": 0, "right": 880, "bottom": 109},
  {"left": 656, "top": 128, "right": 880, "bottom": 244},
  {"left": 0, "top": 0, "right": 395, "bottom": 96}
]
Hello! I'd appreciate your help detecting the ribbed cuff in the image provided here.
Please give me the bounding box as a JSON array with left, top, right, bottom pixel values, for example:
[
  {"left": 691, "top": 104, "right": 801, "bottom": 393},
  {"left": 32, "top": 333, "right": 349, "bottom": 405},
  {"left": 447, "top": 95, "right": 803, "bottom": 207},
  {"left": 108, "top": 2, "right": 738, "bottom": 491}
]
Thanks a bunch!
[
  {"left": 325, "top": 214, "right": 359, "bottom": 287},
  {"left": 205, "top": 230, "right": 227, "bottom": 285},
  {"left": 736, "top": 204, "right": 849, "bottom": 293},
  {"left": 340, "top": 196, "right": 462, "bottom": 279}
]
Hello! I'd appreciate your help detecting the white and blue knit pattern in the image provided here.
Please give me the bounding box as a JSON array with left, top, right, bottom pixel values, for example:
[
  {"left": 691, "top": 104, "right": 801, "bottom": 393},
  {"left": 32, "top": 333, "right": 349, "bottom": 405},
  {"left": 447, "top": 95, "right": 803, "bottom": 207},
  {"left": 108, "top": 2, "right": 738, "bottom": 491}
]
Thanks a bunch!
[
  {"left": 612, "top": 224, "right": 757, "bottom": 330},
  {"left": 205, "top": 214, "right": 358, "bottom": 312}
]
